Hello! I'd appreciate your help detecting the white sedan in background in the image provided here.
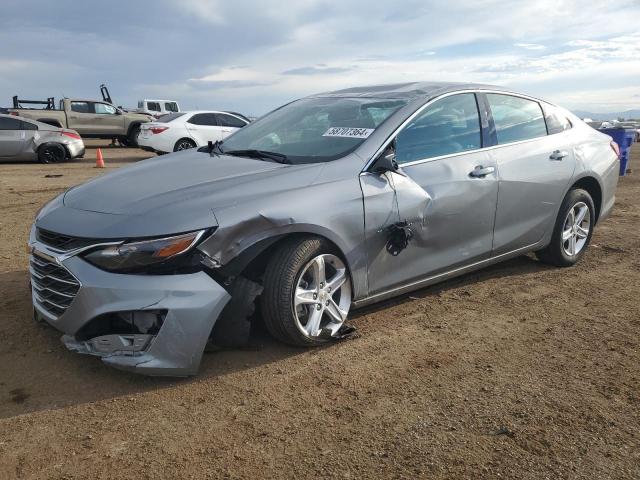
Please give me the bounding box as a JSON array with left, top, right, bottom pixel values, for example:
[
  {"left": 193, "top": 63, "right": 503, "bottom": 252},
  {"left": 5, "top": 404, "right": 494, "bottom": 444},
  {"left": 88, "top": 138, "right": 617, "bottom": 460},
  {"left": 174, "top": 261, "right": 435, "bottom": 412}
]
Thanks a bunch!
[{"left": 138, "top": 111, "right": 250, "bottom": 154}]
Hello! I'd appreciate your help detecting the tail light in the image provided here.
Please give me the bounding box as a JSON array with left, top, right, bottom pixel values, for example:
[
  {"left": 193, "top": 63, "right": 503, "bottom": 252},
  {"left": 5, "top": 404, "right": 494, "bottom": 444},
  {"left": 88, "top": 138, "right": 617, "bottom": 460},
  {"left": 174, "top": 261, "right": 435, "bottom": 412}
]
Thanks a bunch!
[
  {"left": 150, "top": 127, "right": 168, "bottom": 134},
  {"left": 9, "top": 111, "right": 19, "bottom": 116},
  {"left": 61, "top": 130, "right": 81, "bottom": 140},
  {"left": 610, "top": 141, "right": 620, "bottom": 158}
]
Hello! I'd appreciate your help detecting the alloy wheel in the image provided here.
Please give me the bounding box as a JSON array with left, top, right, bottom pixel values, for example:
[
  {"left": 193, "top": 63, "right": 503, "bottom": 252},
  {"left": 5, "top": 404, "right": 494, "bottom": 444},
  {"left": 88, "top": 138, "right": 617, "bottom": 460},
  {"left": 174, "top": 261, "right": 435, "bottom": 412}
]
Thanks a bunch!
[
  {"left": 293, "top": 254, "right": 351, "bottom": 338},
  {"left": 176, "top": 140, "right": 195, "bottom": 151},
  {"left": 562, "top": 201, "right": 591, "bottom": 256}
]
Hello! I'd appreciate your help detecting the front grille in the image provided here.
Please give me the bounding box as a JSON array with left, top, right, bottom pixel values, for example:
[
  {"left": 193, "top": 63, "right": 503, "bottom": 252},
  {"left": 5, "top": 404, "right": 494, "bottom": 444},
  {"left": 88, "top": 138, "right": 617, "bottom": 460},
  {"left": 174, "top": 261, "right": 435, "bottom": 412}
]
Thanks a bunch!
[
  {"left": 30, "top": 254, "right": 80, "bottom": 318},
  {"left": 36, "top": 228, "right": 96, "bottom": 251}
]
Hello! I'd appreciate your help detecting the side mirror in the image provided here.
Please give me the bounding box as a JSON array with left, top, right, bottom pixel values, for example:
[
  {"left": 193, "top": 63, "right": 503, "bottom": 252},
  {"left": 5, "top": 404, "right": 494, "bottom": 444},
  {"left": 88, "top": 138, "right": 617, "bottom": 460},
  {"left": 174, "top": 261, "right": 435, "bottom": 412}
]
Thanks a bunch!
[{"left": 371, "top": 143, "right": 398, "bottom": 174}]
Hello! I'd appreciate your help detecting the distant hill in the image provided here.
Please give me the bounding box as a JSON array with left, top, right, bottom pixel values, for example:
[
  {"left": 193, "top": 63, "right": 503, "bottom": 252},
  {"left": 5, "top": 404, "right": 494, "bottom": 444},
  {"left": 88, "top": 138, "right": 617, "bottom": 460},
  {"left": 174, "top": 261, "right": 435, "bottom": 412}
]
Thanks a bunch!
[{"left": 572, "top": 109, "right": 640, "bottom": 121}]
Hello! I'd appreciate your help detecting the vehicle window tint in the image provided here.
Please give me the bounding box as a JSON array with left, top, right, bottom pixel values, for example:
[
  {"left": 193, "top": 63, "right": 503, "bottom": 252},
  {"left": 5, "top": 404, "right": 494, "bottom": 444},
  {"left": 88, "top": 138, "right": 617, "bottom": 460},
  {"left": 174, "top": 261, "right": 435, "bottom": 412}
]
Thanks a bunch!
[
  {"left": 0, "top": 117, "right": 22, "bottom": 130},
  {"left": 216, "top": 114, "right": 246, "bottom": 128},
  {"left": 70, "top": 102, "right": 90, "bottom": 114},
  {"left": 157, "top": 112, "right": 186, "bottom": 123},
  {"left": 395, "top": 93, "right": 481, "bottom": 164},
  {"left": 164, "top": 102, "right": 178, "bottom": 112},
  {"left": 146, "top": 102, "right": 161, "bottom": 112},
  {"left": 544, "top": 105, "right": 572, "bottom": 135},
  {"left": 188, "top": 113, "right": 218, "bottom": 126},
  {"left": 21, "top": 120, "right": 38, "bottom": 131},
  {"left": 486, "top": 94, "right": 547, "bottom": 144},
  {"left": 94, "top": 103, "right": 117, "bottom": 115}
]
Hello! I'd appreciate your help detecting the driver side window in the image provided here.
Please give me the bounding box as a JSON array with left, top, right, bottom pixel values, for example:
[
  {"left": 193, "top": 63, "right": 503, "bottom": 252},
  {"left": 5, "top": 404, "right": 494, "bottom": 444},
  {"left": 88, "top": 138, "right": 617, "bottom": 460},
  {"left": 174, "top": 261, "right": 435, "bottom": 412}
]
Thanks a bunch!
[
  {"left": 94, "top": 103, "right": 117, "bottom": 115},
  {"left": 395, "top": 93, "right": 482, "bottom": 164}
]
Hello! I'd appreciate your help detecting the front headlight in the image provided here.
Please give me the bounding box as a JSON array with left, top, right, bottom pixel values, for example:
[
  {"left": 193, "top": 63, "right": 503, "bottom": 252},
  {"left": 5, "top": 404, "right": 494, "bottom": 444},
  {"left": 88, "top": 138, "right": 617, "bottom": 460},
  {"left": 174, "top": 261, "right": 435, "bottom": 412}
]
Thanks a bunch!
[{"left": 83, "top": 230, "right": 206, "bottom": 272}]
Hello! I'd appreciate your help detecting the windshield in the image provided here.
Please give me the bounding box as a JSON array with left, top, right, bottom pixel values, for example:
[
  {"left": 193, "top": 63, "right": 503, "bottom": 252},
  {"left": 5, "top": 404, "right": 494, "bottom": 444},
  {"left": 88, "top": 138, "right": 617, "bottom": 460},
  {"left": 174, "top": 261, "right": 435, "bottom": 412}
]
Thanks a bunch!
[{"left": 220, "top": 97, "right": 407, "bottom": 164}]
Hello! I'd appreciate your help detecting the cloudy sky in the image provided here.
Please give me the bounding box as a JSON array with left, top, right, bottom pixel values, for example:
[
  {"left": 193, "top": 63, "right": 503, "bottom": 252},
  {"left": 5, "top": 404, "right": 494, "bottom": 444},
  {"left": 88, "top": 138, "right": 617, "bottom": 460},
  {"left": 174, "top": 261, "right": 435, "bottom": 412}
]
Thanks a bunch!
[{"left": 1, "top": 0, "right": 639, "bottom": 115}]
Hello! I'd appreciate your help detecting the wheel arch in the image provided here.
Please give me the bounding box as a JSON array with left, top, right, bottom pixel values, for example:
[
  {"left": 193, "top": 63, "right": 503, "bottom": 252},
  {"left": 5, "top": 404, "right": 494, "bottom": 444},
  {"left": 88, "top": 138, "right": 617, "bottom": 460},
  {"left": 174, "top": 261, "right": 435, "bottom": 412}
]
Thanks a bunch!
[
  {"left": 37, "top": 141, "right": 68, "bottom": 161},
  {"left": 173, "top": 137, "right": 197, "bottom": 151},
  {"left": 569, "top": 175, "right": 603, "bottom": 223},
  {"left": 210, "top": 231, "right": 357, "bottom": 295}
]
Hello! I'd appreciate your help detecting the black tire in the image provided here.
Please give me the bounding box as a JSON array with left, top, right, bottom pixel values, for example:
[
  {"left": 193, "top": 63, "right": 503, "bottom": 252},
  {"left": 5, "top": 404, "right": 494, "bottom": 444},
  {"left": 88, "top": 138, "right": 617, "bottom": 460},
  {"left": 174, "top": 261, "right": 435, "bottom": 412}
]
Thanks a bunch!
[
  {"left": 37, "top": 143, "right": 66, "bottom": 164},
  {"left": 173, "top": 138, "right": 197, "bottom": 152},
  {"left": 127, "top": 125, "right": 141, "bottom": 148},
  {"left": 536, "top": 188, "right": 595, "bottom": 267},
  {"left": 261, "top": 237, "right": 348, "bottom": 347}
]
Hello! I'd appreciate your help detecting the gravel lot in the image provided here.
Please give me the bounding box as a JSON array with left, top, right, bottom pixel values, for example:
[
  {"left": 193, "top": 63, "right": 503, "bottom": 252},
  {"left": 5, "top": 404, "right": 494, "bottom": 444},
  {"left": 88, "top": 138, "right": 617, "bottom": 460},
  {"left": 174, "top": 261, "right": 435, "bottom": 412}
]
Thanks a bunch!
[{"left": 0, "top": 142, "right": 638, "bottom": 479}]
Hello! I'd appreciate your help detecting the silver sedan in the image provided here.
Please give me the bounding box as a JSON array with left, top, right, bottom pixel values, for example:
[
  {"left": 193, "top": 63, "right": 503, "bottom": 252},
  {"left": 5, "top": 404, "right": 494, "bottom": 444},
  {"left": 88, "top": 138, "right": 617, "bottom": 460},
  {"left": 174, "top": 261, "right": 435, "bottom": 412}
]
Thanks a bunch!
[
  {"left": 29, "top": 82, "right": 619, "bottom": 376},
  {"left": 0, "top": 114, "right": 85, "bottom": 163}
]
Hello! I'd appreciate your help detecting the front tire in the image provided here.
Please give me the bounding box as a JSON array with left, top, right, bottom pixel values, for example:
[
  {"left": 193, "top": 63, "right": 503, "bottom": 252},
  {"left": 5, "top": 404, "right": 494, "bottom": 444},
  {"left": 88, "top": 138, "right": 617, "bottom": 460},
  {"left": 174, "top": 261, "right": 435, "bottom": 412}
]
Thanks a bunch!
[
  {"left": 261, "top": 237, "right": 352, "bottom": 346},
  {"left": 536, "top": 188, "right": 595, "bottom": 267},
  {"left": 127, "top": 125, "right": 141, "bottom": 148}
]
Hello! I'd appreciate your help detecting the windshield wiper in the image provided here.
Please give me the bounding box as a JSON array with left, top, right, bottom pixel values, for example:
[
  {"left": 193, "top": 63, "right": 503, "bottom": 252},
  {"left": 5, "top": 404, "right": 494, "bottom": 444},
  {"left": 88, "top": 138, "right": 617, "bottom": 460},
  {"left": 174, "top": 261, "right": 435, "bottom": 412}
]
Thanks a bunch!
[{"left": 223, "top": 149, "right": 289, "bottom": 164}]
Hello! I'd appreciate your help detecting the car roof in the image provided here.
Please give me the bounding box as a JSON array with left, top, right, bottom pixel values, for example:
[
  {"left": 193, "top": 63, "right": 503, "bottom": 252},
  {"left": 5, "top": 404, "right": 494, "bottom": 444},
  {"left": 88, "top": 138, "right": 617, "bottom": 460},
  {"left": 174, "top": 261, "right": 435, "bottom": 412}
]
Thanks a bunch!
[
  {"left": 0, "top": 113, "right": 64, "bottom": 130},
  {"left": 180, "top": 110, "right": 246, "bottom": 117},
  {"left": 315, "top": 81, "right": 519, "bottom": 100}
]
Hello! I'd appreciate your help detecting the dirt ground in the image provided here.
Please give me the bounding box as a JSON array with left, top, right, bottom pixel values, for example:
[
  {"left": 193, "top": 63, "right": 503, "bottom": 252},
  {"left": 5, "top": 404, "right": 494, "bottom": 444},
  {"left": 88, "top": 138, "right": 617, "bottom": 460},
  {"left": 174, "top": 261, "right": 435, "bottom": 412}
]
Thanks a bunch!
[{"left": 0, "top": 141, "right": 638, "bottom": 479}]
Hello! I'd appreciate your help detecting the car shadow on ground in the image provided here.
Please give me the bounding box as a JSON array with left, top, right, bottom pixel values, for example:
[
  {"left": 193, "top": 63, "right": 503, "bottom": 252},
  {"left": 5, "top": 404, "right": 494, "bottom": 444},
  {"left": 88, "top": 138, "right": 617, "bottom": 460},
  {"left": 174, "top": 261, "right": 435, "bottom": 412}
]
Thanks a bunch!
[{"left": 0, "top": 253, "right": 550, "bottom": 419}]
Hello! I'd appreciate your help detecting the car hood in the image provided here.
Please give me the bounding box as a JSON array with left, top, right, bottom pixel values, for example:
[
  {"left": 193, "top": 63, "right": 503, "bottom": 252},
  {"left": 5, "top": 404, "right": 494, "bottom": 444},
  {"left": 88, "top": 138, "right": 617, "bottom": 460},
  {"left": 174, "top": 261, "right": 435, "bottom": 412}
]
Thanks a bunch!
[
  {"left": 38, "top": 150, "right": 326, "bottom": 238},
  {"left": 63, "top": 150, "right": 322, "bottom": 216}
]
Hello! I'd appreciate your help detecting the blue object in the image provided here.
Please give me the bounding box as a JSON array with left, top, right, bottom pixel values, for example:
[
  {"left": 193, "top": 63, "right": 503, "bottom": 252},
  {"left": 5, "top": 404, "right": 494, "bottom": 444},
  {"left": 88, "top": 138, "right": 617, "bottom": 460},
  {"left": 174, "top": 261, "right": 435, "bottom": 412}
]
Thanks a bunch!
[{"left": 599, "top": 127, "right": 635, "bottom": 176}]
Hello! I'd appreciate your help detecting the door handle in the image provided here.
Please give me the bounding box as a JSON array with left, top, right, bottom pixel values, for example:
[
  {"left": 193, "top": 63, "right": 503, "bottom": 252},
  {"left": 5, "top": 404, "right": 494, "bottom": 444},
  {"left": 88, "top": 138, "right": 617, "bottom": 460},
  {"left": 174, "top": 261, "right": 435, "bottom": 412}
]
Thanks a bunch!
[
  {"left": 469, "top": 165, "right": 495, "bottom": 178},
  {"left": 550, "top": 150, "right": 569, "bottom": 160}
]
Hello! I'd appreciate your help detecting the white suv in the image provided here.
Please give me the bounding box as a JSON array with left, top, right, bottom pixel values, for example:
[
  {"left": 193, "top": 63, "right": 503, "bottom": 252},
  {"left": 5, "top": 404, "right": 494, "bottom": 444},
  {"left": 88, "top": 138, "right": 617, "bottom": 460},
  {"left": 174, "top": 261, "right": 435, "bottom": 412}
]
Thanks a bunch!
[
  {"left": 136, "top": 99, "right": 181, "bottom": 119},
  {"left": 138, "top": 111, "right": 250, "bottom": 154}
]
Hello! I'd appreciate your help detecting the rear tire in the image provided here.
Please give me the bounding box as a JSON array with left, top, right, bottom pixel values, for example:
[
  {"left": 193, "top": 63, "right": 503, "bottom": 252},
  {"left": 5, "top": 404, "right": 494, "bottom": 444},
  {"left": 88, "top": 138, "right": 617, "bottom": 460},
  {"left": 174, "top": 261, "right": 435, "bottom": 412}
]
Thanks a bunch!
[
  {"left": 38, "top": 143, "right": 66, "bottom": 164},
  {"left": 261, "top": 237, "right": 352, "bottom": 346},
  {"left": 173, "top": 138, "right": 197, "bottom": 152},
  {"left": 536, "top": 188, "right": 595, "bottom": 267}
]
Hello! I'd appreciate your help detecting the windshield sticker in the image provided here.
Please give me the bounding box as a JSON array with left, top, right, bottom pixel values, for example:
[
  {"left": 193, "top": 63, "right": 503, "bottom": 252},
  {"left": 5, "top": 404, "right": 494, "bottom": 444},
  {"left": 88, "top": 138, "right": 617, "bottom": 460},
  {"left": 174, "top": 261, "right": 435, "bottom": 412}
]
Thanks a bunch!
[{"left": 323, "top": 127, "right": 375, "bottom": 139}]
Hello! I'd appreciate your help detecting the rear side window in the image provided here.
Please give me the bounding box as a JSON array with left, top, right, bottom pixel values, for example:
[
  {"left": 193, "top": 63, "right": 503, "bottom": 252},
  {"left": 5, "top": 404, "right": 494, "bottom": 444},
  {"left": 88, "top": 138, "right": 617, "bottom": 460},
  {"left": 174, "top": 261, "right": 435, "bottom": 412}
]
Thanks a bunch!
[
  {"left": 164, "top": 102, "right": 178, "bottom": 112},
  {"left": 21, "top": 121, "right": 38, "bottom": 130},
  {"left": 486, "top": 94, "right": 547, "bottom": 144},
  {"left": 544, "top": 105, "right": 572, "bottom": 135},
  {"left": 147, "top": 102, "right": 161, "bottom": 112},
  {"left": 188, "top": 113, "right": 218, "bottom": 126},
  {"left": 395, "top": 93, "right": 482, "bottom": 164},
  {"left": 70, "top": 102, "right": 90, "bottom": 113},
  {"left": 157, "top": 112, "right": 186, "bottom": 123},
  {"left": 216, "top": 113, "right": 247, "bottom": 128},
  {"left": 0, "top": 117, "right": 22, "bottom": 130}
]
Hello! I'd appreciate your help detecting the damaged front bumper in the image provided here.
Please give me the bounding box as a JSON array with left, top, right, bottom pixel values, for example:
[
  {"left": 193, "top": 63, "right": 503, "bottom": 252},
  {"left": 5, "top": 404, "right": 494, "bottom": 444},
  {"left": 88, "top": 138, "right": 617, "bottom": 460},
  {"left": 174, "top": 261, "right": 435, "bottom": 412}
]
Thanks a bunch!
[{"left": 28, "top": 233, "right": 231, "bottom": 376}]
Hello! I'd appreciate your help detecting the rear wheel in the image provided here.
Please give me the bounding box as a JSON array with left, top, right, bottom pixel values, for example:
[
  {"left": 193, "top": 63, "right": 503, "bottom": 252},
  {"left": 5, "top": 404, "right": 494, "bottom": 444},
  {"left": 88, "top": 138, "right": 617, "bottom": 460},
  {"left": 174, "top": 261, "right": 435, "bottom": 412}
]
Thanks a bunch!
[
  {"left": 174, "top": 138, "right": 197, "bottom": 152},
  {"left": 38, "top": 143, "right": 66, "bottom": 164},
  {"left": 261, "top": 237, "right": 352, "bottom": 346},
  {"left": 536, "top": 188, "right": 595, "bottom": 267}
]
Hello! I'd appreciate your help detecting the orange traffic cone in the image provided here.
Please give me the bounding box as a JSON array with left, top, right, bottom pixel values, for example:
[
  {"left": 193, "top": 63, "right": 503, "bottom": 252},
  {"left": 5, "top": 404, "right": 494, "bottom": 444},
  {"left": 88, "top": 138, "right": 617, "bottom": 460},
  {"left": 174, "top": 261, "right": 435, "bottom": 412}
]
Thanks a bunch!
[{"left": 95, "top": 148, "right": 105, "bottom": 168}]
